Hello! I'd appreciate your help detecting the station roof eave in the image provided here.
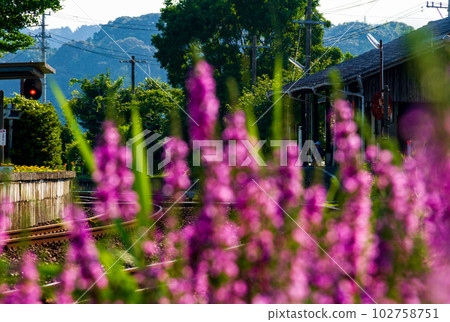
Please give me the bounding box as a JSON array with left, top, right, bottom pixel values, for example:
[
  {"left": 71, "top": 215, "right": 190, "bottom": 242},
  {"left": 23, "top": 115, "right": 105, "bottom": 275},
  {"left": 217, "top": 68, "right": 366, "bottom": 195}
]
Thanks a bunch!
[{"left": 0, "top": 62, "right": 56, "bottom": 80}]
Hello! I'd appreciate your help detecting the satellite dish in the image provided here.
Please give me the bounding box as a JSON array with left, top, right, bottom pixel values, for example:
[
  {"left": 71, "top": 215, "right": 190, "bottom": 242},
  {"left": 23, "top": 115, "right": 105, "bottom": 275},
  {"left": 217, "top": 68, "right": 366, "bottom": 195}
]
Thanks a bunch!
[{"left": 367, "top": 33, "right": 380, "bottom": 49}]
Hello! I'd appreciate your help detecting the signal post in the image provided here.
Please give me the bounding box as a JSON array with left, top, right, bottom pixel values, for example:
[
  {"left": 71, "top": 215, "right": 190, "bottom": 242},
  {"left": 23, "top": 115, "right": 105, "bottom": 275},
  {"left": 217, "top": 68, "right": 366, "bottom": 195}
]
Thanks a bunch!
[{"left": 0, "top": 61, "right": 55, "bottom": 163}]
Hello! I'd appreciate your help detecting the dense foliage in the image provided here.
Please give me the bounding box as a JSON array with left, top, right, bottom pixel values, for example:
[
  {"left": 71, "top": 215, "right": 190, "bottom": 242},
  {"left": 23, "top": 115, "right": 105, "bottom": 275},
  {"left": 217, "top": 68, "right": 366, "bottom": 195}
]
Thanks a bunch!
[
  {"left": 68, "top": 73, "right": 185, "bottom": 143},
  {"left": 68, "top": 73, "right": 126, "bottom": 142},
  {"left": 5, "top": 95, "right": 62, "bottom": 168},
  {"left": 235, "top": 73, "right": 295, "bottom": 143},
  {"left": 152, "top": 0, "right": 350, "bottom": 103}
]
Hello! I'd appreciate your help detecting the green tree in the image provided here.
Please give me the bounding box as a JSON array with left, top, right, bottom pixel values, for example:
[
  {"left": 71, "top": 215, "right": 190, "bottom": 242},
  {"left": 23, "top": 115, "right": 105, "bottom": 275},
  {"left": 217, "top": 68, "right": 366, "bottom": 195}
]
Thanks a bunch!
[
  {"left": 0, "top": 0, "right": 62, "bottom": 55},
  {"left": 68, "top": 72, "right": 127, "bottom": 142},
  {"left": 60, "top": 123, "right": 83, "bottom": 169},
  {"left": 235, "top": 74, "right": 274, "bottom": 141},
  {"left": 133, "top": 78, "right": 185, "bottom": 137},
  {"left": 152, "top": 0, "right": 345, "bottom": 100},
  {"left": 68, "top": 73, "right": 185, "bottom": 142},
  {"left": 5, "top": 95, "right": 62, "bottom": 167},
  {"left": 236, "top": 72, "right": 299, "bottom": 144}
]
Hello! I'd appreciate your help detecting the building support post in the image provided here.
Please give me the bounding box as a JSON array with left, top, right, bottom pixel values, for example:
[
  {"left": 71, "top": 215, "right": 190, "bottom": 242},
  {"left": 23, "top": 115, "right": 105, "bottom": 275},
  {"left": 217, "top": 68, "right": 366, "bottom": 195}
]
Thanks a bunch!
[
  {"left": 0, "top": 90, "right": 4, "bottom": 164},
  {"left": 325, "top": 89, "right": 332, "bottom": 166},
  {"left": 312, "top": 92, "right": 319, "bottom": 142}
]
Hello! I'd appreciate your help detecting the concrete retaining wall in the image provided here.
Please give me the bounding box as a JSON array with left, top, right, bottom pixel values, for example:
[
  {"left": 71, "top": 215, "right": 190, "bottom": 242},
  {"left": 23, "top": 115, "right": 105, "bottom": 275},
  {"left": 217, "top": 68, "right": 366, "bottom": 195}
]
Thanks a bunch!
[{"left": 0, "top": 171, "right": 76, "bottom": 229}]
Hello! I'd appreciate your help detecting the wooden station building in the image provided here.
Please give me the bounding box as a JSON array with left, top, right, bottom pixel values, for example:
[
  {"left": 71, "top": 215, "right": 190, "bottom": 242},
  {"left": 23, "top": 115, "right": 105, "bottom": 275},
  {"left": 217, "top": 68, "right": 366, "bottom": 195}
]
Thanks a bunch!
[{"left": 282, "top": 17, "right": 450, "bottom": 165}]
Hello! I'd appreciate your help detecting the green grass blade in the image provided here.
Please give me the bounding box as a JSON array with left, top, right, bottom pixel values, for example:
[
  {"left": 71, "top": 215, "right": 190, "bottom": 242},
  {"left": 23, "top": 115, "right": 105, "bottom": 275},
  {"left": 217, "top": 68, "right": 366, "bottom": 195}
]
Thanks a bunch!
[
  {"left": 271, "top": 54, "right": 283, "bottom": 141},
  {"left": 50, "top": 80, "right": 95, "bottom": 173},
  {"left": 130, "top": 103, "right": 153, "bottom": 226}
]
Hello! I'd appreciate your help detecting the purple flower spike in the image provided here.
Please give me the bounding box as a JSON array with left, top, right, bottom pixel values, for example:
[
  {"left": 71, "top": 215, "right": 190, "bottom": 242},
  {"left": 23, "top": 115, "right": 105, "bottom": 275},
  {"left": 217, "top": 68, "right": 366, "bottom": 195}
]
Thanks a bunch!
[
  {"left": 330, "top": 99, "right": 376, "bottom": 301},
  {"left": 0, "top": 197, "right": 13, "bottom": 253},
  {"left": 167, "top": 65, "right": 239, "bottom": 302},
  {"left": 163, "top": 137, "right": 190, "bottom": 197},
  {"left": 3, "top": 252, "right": 41, "bottom": 304},
  {"left": 93, "top": 121, "right": 140, "bottom": 221},
  {"left": 57, "top": 206, "right": 107, "bottom": 303},
  {"left": 278, "top": 143, "right": 303, "bottom": 209},
  {"left": 186, "top": 60, "right": 220, "bottom": 141}
]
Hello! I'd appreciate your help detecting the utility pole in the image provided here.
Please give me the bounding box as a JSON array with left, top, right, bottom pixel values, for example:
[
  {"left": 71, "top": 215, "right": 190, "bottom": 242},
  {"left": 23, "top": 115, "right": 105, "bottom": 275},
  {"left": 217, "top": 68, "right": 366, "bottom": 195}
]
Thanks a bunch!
[
  {"left": 41, "top": 13, "right": 47, "bottom": 103},
  {"left": 252, "top": 35, "right": 257, "bottom": 85},
  {"left": 293, "top": 1, "right": 325, "bottom": 145},
  {"left": 425, "top": 1, "right": 449, "bottom": 10},
  {"left": 292, "top": 1, "right": 326, "bottom": 75},
  {"left": 0, "top": 91, "right": 4, "bottom": 164},
  {"left": 35, "top": 12, "right": 51, "bottom": 103},
  {"left": 305, "top": 0, "right": 312, "bottom": 145},
  {"left": 425, "top": 1, "right": 449, "bottom": 16},
  {"left": 305, "top": 0, "right": 312, "bottom": 77},
  {"left": 378, "top": 39, "right": 390, "bottom": 138},
  {"left": 120, "top": 56, "right": 147, "bottom": 93},
  {"left": 240, "top": 36, "right": 269, "bottom": 87}
]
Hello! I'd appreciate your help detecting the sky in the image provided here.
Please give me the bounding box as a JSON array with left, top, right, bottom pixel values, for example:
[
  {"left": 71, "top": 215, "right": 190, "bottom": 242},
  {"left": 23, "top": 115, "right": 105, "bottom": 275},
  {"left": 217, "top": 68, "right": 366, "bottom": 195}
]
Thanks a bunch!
[{"left": 45, "top": 0, "right": 447, "bottom": 31}]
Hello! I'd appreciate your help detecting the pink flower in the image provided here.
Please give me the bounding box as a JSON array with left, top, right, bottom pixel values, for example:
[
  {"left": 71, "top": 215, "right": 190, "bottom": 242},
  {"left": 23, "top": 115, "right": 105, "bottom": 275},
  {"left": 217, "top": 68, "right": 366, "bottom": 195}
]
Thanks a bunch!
[
  {"left": 0, "top": 197, "right": 13, "bottom": 253},
  {"left": 3, "top": 252, "right": 41, "bottom": 304},
  {"left": 93, "top": 121, "right": 139, "bottom": 221},
  {"left": 57, "top": 206, "right": 107, "bottom": 303},
  {"left": 186, "top": 60, "right": 220, "bottom": 142},
  {"left": 162, "top": 137, "right": 190, "bottom": 197}
]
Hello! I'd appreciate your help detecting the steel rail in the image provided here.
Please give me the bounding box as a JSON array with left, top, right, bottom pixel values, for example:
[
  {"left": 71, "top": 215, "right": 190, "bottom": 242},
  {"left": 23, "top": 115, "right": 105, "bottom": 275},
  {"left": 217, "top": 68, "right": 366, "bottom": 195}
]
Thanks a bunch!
[{"left": 2, "top": 205, "right": 163, "bottom": 247}]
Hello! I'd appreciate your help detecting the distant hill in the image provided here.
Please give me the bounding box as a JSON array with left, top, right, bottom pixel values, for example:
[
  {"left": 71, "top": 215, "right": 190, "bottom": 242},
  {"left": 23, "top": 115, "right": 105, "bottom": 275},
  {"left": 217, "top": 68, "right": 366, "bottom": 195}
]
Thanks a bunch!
[
  {"left": 0, "top": 13, "right": 166, "bottom": 112},
  {"left": 46, "top": 25, "right": 101, "bottom": 48},
  {"left": 324, "top": 21, "right": 414, "bottom": 56}
]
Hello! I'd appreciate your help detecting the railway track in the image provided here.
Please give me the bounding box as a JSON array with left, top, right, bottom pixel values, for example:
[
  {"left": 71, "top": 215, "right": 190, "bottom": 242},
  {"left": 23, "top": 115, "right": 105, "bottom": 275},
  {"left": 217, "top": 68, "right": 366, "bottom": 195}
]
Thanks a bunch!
[
  {"left": 2, "top": 189, "right": 337, "bottom": 248},
  {"left": 1, "top": 189, "right": 209, "bottom": 248},
  {"left": 2, "top": 205, "right": 163, "bottom": 247},
  {"left": 1, "top": 191, "right": 339, "bottom": 298}
]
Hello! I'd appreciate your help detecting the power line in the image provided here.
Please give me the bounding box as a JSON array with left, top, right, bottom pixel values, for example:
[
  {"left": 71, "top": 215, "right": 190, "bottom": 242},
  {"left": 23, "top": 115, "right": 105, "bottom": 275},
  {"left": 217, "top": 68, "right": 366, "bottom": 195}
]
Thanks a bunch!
[
  {"left": 48, "top": 38, "right": 125, "bottom": 59},
  {"left": 322, "top": 0, "right": 380, "bottom": 14},
  {"left": 425, "top": 1, "right": 449, "bottom": 16},
  {"left": 54, "top": 13, "right": 160, "bottom": 28},
  {"left": 50, "top": 33, "right": 158, "bottom": 60},
  {"left": 31, "top": 12, "right": 51, "bottom": 103},
  {"left": 69, "top": 0, "right": 198, "bottom": 126},
  {"left": 321, "top": 13, "right": 433, "bottom": 20},
  {"left": 101, "top": 24, "right": 159, "bottom": 32},
  {"left": 321, "top": 0, "right": 375, "bottom": 13},
  {"left": 3, "top": 51, "right": 27, "bottom": 63},
  {"left": 322, "top": 6, "right": 423, "bottom": 45},
  {"left": 52, "top": 13, "right": 160, "bottom": 31},
  {"left": 48, "top": 37, "right": 161, "bottom": 64}
]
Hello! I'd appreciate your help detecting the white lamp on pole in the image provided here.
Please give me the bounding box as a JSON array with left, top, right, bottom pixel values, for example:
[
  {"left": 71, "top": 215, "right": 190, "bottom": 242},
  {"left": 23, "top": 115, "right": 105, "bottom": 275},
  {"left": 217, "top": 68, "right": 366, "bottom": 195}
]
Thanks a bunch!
[
  {"left": 367, "top": 33, "right": 390, "bottom": 138},
  {"left": 367, "top": 33, "right": 383, "bottom": 91},
  {"left": 289, "top": 57, "right": 305, "bottom": 70}
]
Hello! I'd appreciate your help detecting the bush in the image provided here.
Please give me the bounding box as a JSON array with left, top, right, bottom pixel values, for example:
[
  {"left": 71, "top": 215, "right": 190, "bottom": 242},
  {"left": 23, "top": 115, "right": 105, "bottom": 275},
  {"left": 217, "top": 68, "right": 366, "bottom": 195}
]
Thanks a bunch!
[{"left": 5, "top": 95, "right": 62, "bottom": 168}]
